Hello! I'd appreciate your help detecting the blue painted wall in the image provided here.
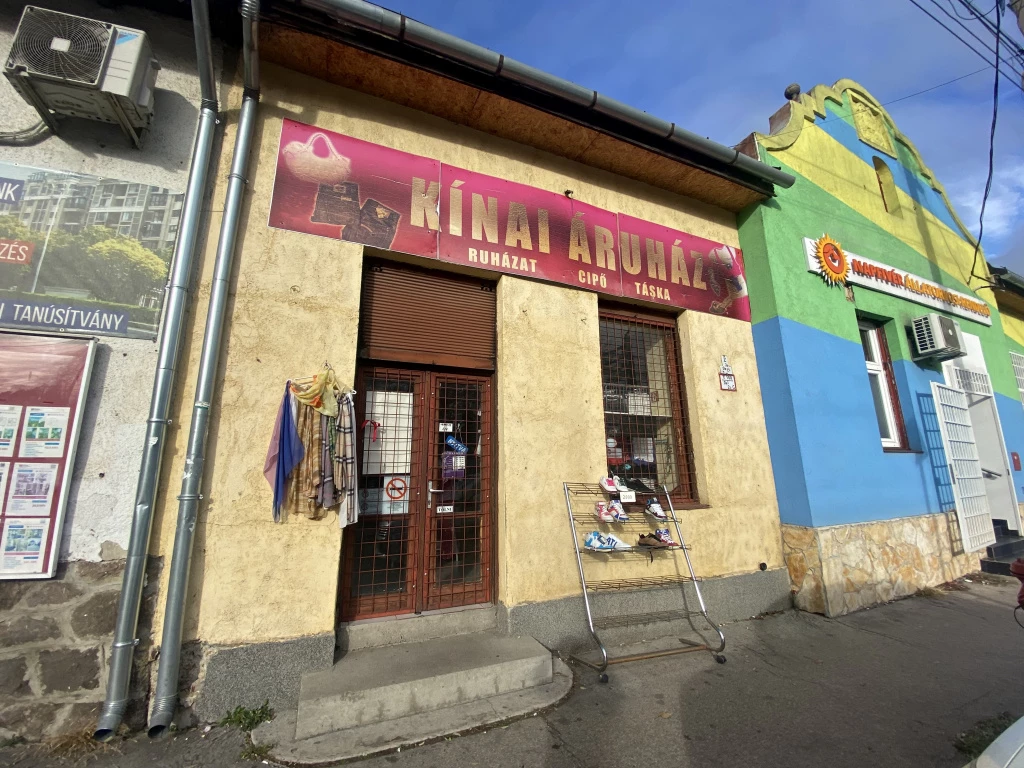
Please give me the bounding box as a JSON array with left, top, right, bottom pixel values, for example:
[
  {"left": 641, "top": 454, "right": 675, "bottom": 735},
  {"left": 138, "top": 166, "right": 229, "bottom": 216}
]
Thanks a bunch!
[{"left": 754, "top": 316, "right": 955, "bottom": 527}]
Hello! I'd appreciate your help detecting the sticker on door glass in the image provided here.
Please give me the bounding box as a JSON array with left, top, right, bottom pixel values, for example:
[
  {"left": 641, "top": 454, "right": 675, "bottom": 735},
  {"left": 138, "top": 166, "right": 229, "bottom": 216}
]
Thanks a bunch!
[
  {"left": 442, "top": 451, "right": 466, "bottom": 479},
  {"left": 437, "top": 505, "right": 454, "bottom": 514},
  {"left": 445, "top": 435, "right": 468, "bottom": 454},
  {"left": 360, "top": 474, "right": 410, "bottom": 515},
  {"left": 438, "top": 422, "right": 453, "bottom": 432}
]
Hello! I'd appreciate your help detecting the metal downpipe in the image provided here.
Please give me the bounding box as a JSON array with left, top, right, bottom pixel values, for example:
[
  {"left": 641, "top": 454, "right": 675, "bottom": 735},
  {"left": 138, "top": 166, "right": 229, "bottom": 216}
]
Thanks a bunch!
[
  {"left": 147, "top": 0, "right": 260, "bottom": 738},
  {"left": 94, "top": 0, "right": 219, "bottom": 743}
]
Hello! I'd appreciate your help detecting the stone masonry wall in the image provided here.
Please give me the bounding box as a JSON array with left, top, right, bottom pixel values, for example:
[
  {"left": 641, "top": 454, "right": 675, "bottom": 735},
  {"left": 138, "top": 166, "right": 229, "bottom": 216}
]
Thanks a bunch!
[
  {"left": 0, "top": 559, "right": 158, "bottom": 743},
  {"left": 782, "top": 512, "right": 980, "bottom": 617}
]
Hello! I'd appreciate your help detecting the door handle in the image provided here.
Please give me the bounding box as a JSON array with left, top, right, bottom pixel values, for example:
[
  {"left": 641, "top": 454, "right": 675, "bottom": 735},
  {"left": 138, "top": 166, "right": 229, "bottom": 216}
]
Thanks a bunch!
[{"left": 427, "top": 480, "right": 444, "bottom": 508}]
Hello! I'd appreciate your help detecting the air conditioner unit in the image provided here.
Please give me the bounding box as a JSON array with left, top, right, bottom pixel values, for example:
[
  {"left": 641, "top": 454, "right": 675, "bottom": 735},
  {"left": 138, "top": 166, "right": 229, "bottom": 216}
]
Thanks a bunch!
[
  {"left": 911, "top": 313, "right": 966, "bottom": 361},
  {"left": 4, "top": 6, "right": 160, "bottom": 149}
]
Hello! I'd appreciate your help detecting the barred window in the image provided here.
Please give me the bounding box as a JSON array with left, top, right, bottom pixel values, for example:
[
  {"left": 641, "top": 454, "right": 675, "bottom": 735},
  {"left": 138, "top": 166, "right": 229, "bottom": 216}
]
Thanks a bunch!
[{"left": 599, "top": 309, "right": 697, "bottom": 501}]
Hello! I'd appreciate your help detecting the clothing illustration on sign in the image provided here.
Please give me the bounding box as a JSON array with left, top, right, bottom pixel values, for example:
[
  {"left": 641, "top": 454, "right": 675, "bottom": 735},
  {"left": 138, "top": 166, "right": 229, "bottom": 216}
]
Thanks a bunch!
[{"left": 279, "top": 129, "right": 400, "bottom": 249}]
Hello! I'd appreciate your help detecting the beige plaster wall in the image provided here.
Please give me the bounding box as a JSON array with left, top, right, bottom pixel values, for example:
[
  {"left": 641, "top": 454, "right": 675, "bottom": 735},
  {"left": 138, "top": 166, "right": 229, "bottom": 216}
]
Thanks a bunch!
[
  {"left": 782, "top": 515, "right": 980, "bottom": 617},
  {"left": 149, "top": 61, "right": 775, "bottom": 646},
  {"left": 149, "top": 82, "right": 364, "bottom": 647},
  {"left": 495, "top": 278, "right": 606, "bottom": 606},
  {"left": 676, "top": 311, "right": 786, "bottom": 576}
]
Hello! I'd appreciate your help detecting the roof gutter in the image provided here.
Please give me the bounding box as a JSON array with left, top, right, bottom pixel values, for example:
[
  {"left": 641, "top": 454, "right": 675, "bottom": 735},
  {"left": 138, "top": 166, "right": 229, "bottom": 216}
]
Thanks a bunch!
[
  {"left": 990, "top": 265, "right": 1024, "bottom": 297},
  {"left": 273, "top": 0, "right": 795, "bottom": 196}
]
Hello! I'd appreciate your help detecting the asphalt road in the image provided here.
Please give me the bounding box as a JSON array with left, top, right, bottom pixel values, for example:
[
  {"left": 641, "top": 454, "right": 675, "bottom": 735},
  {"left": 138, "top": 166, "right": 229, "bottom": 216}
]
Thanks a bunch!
[{"left": 4, "top": 578, "right": 1023, "bottom": 768}]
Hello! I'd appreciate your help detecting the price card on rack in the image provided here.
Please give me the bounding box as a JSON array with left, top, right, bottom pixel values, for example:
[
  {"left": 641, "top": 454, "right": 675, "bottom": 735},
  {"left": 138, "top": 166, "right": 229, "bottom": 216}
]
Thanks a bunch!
[{"left": 619, "top": 490, "right": 636, "bottom": 503}]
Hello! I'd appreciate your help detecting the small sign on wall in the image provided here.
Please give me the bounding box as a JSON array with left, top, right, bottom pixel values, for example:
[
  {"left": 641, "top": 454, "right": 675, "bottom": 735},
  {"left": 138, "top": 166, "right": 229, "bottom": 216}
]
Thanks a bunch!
[{"left": 719, "top": 355, "right": 736, "bottom": 391}]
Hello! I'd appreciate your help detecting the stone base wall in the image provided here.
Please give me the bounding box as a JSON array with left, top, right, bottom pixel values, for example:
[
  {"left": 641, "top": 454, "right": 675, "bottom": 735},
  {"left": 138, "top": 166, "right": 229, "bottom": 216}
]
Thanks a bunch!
[
  {"left": 0, "top": 558, "right": 158, "bottom": 743},
  {"left": 782, "top": 513, "right": 980, "bottom": 617}
]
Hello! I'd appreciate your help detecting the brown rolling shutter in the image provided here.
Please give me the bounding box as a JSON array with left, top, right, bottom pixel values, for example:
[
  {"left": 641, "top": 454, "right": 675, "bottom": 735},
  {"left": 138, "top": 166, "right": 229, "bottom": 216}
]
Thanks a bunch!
[{"left": 359, "top": 260, "right": 496, "bottom": 370}]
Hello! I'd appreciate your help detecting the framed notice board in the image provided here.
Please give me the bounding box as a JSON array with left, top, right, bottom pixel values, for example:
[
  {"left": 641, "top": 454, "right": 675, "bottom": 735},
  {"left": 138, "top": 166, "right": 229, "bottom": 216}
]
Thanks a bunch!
[{"left": 0, "top": 331, "right": 96, "bottom": 579}]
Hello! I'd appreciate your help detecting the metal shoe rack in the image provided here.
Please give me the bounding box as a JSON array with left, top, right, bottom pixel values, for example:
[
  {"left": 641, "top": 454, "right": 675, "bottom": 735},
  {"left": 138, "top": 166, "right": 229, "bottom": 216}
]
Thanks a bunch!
[{"left": 564, "top": 482, "right": 726, "bottom": 681}]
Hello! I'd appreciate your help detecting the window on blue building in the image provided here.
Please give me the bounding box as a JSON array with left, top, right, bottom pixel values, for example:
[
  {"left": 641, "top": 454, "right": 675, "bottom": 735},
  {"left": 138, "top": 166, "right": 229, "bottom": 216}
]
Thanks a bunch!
[{"left": 858, "top": 319, "right": 907, "bottom": 450}]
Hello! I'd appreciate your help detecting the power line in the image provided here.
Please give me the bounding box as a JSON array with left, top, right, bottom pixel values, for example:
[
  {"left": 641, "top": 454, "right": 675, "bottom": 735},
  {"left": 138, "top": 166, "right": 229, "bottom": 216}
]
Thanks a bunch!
[
  {"left": 909, "top": 0, "right": 1024, "bottom": 92},
  {"left": 954, "top": 0, "right": 1024, "bottom": 62},
  {"left": 968, "top": 0, "right": 1002, "bottom": 285},
  {"left": 930, "top": 0, "right": 1024, "bottom": 78}
]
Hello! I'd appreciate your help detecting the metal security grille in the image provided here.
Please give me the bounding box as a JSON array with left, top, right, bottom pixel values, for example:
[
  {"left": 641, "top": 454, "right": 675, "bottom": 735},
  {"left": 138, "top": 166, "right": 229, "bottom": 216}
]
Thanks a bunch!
[
  {"left": 340, "top": 367, "right": 493, "bottom": 620},
  {"left": 424, "top": 375, "right": 492, "bottom": 611},
  {"left": 930, "top": 381, "right": 996, "bottom": 553},
  {"left": 953, "top": 367, "right": 993, "bottom": 397},
  {"left": 1011, "top": 352, "right": 1024, "bottom": 405},
  {"left": 340, "top": 368, "right": 423, "bottom": 619},
  {"left": 598, "top": 309, "right": 696, "bottom": 502}
]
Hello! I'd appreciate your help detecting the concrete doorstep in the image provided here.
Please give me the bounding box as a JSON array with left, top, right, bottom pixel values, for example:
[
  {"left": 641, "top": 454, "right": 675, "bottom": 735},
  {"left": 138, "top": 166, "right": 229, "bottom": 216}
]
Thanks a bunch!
[{"left": 253, "top": 632, "right": 572, "bottom": 764}]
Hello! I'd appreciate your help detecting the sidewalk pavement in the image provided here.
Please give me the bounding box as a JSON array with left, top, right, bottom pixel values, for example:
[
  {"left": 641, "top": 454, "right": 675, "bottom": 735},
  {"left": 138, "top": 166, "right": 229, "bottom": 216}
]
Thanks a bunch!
[{"left": 3, "top": 578, "right": 1023, "bottom": 768}]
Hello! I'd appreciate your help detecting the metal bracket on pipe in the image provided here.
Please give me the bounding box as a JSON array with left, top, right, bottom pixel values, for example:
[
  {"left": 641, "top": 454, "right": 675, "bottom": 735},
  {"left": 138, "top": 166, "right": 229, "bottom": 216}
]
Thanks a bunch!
[
  {"left": 176, "top": 494, "right": 203, "bottom": 501},
  {"left": 147, "top": 418, "right": 172, "bottom": 425}
]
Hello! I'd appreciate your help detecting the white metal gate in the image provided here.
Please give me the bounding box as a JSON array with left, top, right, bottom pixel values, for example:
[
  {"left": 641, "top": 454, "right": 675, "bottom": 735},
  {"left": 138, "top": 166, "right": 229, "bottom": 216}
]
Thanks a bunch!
[{"left": 931, "top": 381, "right": 996, "bottom": 552}]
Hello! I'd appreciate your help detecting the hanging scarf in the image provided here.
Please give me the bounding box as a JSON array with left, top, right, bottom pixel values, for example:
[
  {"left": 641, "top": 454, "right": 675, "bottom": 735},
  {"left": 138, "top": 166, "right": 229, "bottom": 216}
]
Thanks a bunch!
[
  {"left": 336, "top": 391, "right": 360, "bottom": 528},
  {"left": 290, "top": 367, "right": 340, "bottom": 418},
  {"left": 289, "top": 400, "right": 325, "bottom": 519},
  {"left": 264, "top": 383, "right": 304, "bottom": 522}
]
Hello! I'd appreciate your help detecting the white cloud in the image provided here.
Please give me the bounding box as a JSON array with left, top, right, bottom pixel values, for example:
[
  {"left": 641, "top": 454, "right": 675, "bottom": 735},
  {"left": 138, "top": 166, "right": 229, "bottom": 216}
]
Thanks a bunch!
[{"left": 949, "top": 156, "right": 1024, "bottom": 255}]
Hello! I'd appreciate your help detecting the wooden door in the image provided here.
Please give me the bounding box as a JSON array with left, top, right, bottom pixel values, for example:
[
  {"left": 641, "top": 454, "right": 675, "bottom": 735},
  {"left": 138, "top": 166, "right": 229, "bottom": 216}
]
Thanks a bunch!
[{"left": 339, "top": 366, "right": 493, "bottom": 620}]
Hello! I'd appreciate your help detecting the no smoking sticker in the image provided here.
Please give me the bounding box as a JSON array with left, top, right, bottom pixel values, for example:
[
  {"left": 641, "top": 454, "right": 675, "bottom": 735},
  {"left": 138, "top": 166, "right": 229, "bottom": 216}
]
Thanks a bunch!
[{"left": 385, "top": 476, "right": 408, "bottom": 501}]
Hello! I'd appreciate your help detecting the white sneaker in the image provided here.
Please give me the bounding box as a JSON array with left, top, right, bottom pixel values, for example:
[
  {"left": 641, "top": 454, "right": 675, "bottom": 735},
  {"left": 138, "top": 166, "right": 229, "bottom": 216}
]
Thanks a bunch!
[
  {"left": 594, "top": 501, "right": 614, "bottom": 523},
  {"left": 599, "top": 476, "right": 617, "bottom": 493},
  {"left": 645, "top": 498, "right": 667, "bottom": 521},
  {"left": 603, "top": 533, "right": 631, "bottom": 550},
  {"left": 609, "top": 499, "right": 629, "bottom": 522},
  {"left": 613, "top": 476, "right": 629, "bottom": 492}
]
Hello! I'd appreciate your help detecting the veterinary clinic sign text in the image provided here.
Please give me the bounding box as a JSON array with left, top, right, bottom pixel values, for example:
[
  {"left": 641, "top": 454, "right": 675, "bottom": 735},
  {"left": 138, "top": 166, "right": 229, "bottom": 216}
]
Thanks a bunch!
[
  {"left": 269, "top": 119, "right": 750, "bottom": 321},
  {"left": 803, "top": 237, "right": 992, "bottom": 326}
]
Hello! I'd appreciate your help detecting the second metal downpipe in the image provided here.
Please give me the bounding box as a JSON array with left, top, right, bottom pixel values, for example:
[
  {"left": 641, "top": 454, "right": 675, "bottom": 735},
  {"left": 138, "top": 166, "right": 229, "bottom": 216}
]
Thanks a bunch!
[
  {"left": 147, "top": 0, "right": 261, "bottom": 738},
  {"left": 94, "top": 0, "right": 219, "bottom": 742}
]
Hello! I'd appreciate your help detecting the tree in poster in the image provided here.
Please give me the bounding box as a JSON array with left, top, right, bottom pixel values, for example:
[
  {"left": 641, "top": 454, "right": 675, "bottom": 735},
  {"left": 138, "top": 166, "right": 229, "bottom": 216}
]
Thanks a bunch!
[
  {"left": 87, "top": 237, "right": 167, "bottom": 305},
  {"left": 0, "top": 216, "right": 168, "bottom": 305}
]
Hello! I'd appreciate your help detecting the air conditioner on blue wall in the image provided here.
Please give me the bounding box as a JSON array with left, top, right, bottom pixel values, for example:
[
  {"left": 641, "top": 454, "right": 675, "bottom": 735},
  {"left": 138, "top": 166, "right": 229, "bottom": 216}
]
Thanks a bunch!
[
  {"left": 911, "top": 313, "right": 966, "bottom": 361},
  {"left": 4, "top": 6, "right": 160, "bottom": 148}
]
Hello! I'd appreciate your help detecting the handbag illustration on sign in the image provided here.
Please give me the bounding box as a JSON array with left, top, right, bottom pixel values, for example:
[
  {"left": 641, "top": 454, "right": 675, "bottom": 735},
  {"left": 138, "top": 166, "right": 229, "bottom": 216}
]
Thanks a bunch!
[{"left": 281, "top": 131, "right": 352, "bottom": 185}]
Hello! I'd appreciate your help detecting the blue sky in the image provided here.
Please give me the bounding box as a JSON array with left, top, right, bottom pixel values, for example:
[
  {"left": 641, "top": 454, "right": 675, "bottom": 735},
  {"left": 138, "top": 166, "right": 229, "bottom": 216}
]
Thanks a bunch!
[{"left": 390, "top": 0, "right": 1024, "bottom": 273}]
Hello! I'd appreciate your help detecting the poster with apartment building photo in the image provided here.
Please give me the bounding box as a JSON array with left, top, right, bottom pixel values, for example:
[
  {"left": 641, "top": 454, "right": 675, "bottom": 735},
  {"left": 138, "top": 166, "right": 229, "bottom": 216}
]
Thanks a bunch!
[{"left": 0, "top": 162, "right": 184, "bottom": 339}]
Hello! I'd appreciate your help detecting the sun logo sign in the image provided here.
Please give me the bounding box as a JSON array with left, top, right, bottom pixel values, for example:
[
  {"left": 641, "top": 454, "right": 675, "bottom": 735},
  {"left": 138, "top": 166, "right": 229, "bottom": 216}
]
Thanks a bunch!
[{"left": 814, "top": 234, "right": 849, "bottom": 287}]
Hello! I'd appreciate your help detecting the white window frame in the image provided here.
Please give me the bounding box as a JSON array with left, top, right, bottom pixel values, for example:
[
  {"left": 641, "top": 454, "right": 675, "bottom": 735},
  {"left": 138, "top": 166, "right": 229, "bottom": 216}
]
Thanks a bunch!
[{"left": 859, "top": 321, "right": 903, "bottom": 449}]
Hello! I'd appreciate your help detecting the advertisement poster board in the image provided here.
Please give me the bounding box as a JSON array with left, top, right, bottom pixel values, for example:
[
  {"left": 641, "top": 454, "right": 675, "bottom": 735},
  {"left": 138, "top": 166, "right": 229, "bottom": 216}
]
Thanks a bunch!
[
  {"left": 0, "top": 162, "right": 184, "bottom": 339},
  {"left": 0, "top": 332, "right": 95, "bottom": 578}
]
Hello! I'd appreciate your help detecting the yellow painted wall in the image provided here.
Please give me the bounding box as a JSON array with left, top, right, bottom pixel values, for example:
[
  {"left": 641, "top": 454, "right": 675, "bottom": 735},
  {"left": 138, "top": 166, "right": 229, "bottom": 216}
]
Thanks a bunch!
[
  {"left": 495, "top": 278, "right": 606, "bottom": 606},
  {"left": 677, "top": 312, "right": 785, "bottom": 574},
  {"left": 1002, "top": 307, "right": 1024, "bottom": 352},
  {"left": 150, "top": 61, "right": 780, "bottom": 647},
  {"left": 770, "top": 127, "right": 992, "bottom": 301}
]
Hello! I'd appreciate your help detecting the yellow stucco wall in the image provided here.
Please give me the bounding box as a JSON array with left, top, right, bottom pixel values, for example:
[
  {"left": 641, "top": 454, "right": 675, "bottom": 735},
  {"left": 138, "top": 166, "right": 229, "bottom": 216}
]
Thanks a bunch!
[
  {"left": 150, "top": 61, "right": 781, "bottom": 647},
  {"left": 1001, "top": 307, "right": 1024, "bottom": 352},
  {"left": 677, "top": 311, "right": 785, "bottom": 574},
  {"left": 495, "top": 278, "right": 606, "bottom": 606}
]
